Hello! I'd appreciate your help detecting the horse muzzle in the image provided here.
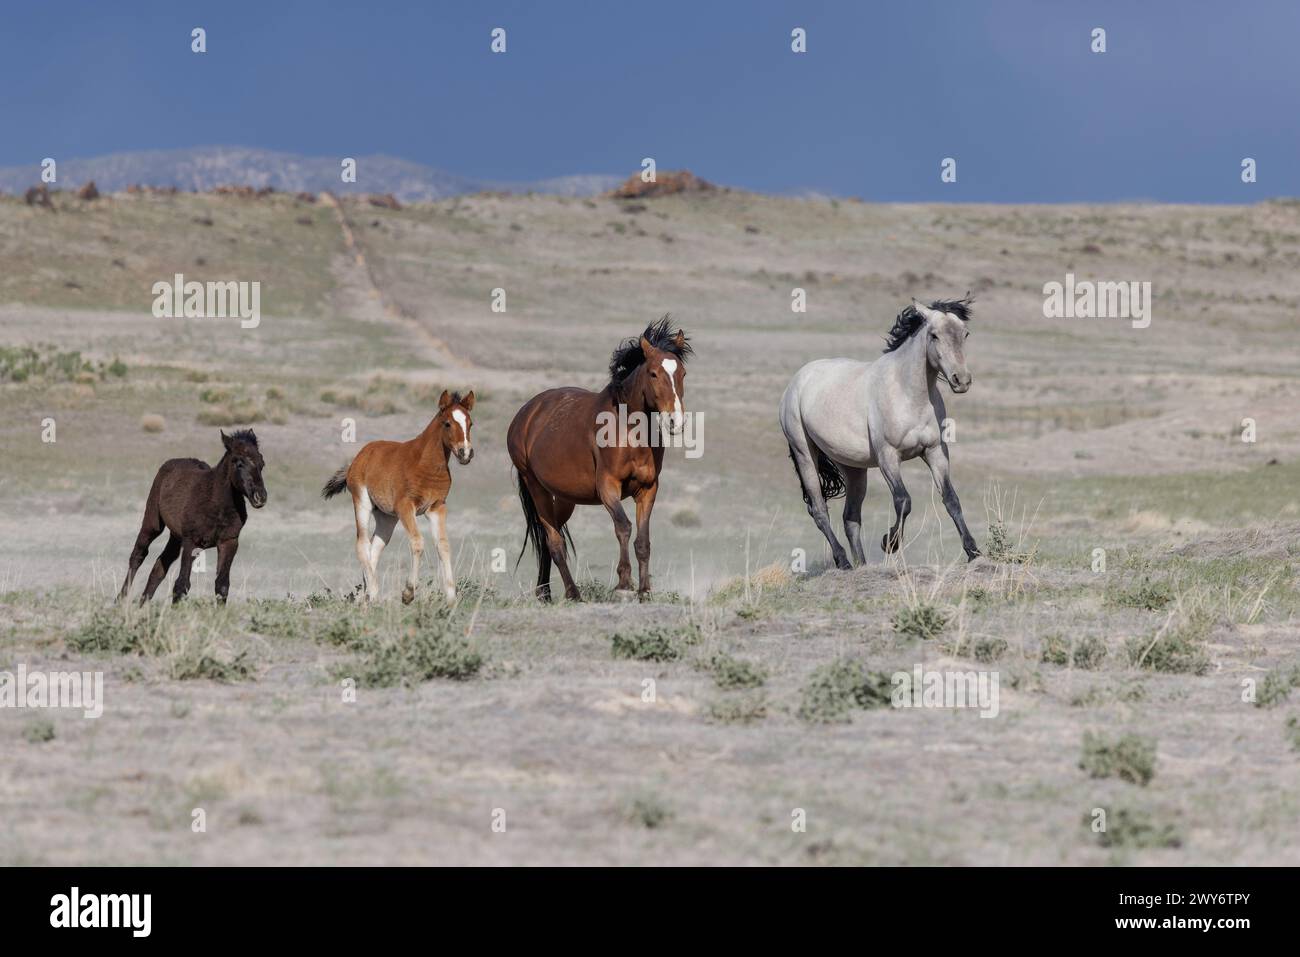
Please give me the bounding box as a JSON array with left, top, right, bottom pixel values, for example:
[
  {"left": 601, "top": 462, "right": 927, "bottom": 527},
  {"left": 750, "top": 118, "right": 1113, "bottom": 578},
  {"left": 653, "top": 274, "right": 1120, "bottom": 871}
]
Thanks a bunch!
[
  {"left": 456, "top": 448, "right": 474, "bottom": 465},
  {"left": 249, "top": 490, "right": 268, "bottom": 508},
  {"left": 949, "top": 372, "right": 972, "bottom": 394}
]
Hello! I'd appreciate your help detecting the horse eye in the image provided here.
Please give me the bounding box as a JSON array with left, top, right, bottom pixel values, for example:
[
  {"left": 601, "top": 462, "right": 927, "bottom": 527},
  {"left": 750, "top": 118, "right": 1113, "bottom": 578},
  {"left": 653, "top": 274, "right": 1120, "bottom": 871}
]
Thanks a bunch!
[{"left": 649, "top": 370, "right": 658, "bottom": 377}]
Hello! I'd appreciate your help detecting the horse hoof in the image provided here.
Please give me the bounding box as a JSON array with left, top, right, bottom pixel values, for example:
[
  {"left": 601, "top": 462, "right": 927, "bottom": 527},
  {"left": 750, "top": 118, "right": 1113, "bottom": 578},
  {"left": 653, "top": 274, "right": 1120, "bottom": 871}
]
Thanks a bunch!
[
  {"left": 401, "top": 588, "right": 415, "bottom": 604},
  {"left": 444, "top": 589, "right": 457, "bottom": 602},
  {"left": 614, "top": 588, "right": 636, "bottom": 603}
]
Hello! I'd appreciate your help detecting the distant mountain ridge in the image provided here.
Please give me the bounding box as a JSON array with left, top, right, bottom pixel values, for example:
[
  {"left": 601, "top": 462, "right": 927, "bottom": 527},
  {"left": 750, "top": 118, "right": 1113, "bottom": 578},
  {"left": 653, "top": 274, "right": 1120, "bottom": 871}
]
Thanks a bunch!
[{"left": 0, "top": 146, "right": 623, "bottom": 201}]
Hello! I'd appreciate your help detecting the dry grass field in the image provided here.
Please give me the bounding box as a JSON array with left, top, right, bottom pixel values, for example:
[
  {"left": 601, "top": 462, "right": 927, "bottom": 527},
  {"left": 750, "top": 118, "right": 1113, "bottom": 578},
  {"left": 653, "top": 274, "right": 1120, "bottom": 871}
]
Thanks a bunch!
[{"left": 2, "top": 187, "right": 1298, "bottom": 864}]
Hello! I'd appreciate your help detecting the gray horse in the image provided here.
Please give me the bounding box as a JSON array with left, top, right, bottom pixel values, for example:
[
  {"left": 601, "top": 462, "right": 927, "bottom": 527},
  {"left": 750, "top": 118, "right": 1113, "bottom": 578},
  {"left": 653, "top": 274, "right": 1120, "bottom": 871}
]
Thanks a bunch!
[{"left": 779, "top": 297, "right": 980, "bottom": 568}]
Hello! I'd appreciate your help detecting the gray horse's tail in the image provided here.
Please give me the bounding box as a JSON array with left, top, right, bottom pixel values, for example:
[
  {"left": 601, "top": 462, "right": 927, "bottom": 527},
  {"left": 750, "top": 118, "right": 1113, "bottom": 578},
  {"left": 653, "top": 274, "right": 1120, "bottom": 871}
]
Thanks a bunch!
[{"left": 788, "top": 442, "right": 846, "bottom": 507}]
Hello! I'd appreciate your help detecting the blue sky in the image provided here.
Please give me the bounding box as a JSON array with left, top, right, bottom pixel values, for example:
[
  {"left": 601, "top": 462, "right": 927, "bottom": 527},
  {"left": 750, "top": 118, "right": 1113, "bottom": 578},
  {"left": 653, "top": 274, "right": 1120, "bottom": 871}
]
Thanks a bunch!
[{"left": 2, "top": 0, "right": 1296, "bottom": 201}]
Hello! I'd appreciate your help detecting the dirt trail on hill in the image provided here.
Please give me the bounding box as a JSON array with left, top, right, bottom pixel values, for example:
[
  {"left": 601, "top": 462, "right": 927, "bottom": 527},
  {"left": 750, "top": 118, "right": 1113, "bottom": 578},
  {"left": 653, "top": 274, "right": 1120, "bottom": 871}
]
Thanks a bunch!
[{"left": 320, "top": 191, "right": 472, "bottom": 372}]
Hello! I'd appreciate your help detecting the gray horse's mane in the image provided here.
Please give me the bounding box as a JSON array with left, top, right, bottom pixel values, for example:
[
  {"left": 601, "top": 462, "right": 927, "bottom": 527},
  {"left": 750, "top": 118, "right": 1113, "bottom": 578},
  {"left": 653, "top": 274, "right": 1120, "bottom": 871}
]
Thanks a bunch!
[{"left": 883, "top": 297, "right": 973, "bottom": 353}]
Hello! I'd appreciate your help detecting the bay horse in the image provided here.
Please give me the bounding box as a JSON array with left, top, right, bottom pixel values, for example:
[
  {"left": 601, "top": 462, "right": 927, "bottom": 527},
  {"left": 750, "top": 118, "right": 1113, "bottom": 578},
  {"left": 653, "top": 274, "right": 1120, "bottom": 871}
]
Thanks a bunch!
[
  {"left": 117, "top": 429, "right": 267, "bottom": 604},
  {"left": 779, "top": 297, "right": 981, "bottom": 568},
  {"left": 322, "top": 390, "right": 475, "bottom": 603},
  {"left": 508, "top": 317, "right": 692, "bottom": 602}
]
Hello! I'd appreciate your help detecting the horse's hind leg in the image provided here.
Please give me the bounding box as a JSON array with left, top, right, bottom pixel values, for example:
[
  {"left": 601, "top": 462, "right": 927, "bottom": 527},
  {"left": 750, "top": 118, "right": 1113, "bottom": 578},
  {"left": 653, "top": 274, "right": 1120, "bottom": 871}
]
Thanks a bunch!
[
  {"left": 545, "top": 497, "right": 580, "bottom": 602},
  {"left": 841, "top": 467, "right": 869, "bottom": 566},
  {"left": 787, "top": 439, "right": 851, "bottom": 570},
  {"left": 525, "top": 474, "right": 580, "bottom": 601},
  {"left": 369, "top": 511, "right": 397, "bottom": 587},
  {"left": 140, "top": 533, "right": 181, "bottom": 603},
  {"left": 353, "top": 489, "right": 380, "bottom": 601},
  {"left": 535, "top": 535, "right": 553, "bottom": 602},
  {"left": 118, "top": 508, "right": 165, "bottom": 602},
  {"left": 396, "top": 503, "right": 424, "bottom": 605}
]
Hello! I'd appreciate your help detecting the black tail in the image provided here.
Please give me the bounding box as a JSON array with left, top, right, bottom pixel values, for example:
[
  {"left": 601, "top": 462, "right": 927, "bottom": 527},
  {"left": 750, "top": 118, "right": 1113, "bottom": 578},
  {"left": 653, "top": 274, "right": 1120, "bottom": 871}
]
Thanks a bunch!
[
  {"left": 321, "top": 466, "right": 349, "bottom": 500},
  {"left": 515, "top": 471, "right": 575, "bottom": 570},
  {"left": 788, "top": 443, "right": 845, "bottom": 509}
]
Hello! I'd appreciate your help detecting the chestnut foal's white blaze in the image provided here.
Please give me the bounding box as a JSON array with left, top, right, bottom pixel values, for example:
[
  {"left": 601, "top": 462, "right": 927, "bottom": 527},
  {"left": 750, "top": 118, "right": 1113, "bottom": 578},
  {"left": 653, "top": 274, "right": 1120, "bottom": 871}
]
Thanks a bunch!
[
  {"left": 451, "top": 409, "right": 473, "bottom": 462},
  {"left": 779, "top": 297, "right": 981, "bottom": 569}
]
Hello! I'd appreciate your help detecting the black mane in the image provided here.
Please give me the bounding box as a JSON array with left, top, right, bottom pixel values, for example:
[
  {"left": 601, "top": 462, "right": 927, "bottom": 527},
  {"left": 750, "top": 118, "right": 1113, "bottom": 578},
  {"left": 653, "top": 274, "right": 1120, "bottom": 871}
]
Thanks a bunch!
[
  {"left": 608, "top": 315, "right": 693, "bottom": 388},
  {"left": 227, "top": 428, "right": 259, "bottom": 448},
  {"left": 883, "top": 296, "right": 974, "bottom": 353}
]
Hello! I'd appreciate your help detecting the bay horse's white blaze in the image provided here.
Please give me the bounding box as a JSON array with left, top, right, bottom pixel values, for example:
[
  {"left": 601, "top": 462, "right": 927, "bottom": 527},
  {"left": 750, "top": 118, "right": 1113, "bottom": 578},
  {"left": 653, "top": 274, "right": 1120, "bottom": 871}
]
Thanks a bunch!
[
  {"left": 661, "top": 358, "right": 683, "bottom": 432},
  {"left": 779, "top": 298, "right": 980, "bottom": 568}
]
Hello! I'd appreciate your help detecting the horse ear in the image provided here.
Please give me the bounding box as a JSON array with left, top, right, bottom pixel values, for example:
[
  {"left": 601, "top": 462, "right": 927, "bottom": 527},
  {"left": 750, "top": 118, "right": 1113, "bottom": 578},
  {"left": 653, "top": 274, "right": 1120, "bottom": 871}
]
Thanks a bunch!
[
  {"left": 462, "top": 391, "right": 475, "bottom": 411},
  {"left": 672, "top": 330, "right": 686, "bottom": 350},
  {"left": 911, "top": 299, "right": 938, "bottom": 321},
  {"left": 221, "top": 430, "right": 233, "bottom": 450},
  {"left": 437, "top": 390, "right": 452, "bottom": 410},
  {"left": 639, "top": 335, "right": 654, "bottom": 355}
]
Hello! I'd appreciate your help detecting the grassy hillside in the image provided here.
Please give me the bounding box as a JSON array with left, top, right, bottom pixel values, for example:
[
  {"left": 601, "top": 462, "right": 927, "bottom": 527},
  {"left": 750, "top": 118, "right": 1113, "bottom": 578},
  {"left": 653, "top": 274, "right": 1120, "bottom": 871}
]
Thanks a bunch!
[
  {"left": 3, "top": 189, "right": 1298, "bottom": 588},
  {"left": 2, "top": 189, "right": 1299, "bottom": 865}
]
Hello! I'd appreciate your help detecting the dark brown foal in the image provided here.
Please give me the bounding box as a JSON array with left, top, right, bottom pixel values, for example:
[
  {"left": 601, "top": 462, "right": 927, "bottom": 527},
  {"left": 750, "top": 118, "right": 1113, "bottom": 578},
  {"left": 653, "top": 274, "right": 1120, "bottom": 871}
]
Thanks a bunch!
[{"left": 118, "top": 430, "right": 267, "bottom": 604}]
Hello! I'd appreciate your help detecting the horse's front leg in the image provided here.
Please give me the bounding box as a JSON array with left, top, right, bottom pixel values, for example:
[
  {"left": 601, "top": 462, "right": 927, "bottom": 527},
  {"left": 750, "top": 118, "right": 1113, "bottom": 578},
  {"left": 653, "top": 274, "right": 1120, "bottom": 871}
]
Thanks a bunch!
[
  {"left": 214, "top": 536, "right": 239, "bottom": 602},
  {"left": 875, "top": 446, "right": 911, "bottom": 555},
  {"left": 599, "top": 479, "right": 635, "bottom": 596},
  {"left": 172, "top": 540, "right": 196, "bottom": 603},
  {"left": 427, "top": 503, "right": 456, "bottom": 602},
  {"left": 633, "top": 482, "right": 658, "bottom": 599},
  {"left": 396, "top": 504, "right": 423, "bottom": 605},
  {"left": 922, "top": 442, "right": 980, "bottom": 560}
]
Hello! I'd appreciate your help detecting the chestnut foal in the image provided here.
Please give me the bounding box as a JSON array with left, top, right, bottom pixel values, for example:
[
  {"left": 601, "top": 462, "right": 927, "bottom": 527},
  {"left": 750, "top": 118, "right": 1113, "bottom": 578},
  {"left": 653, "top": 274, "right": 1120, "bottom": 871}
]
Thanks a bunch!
[{"left": 322, "top": 390, "right": 475, "bottom": 603}]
